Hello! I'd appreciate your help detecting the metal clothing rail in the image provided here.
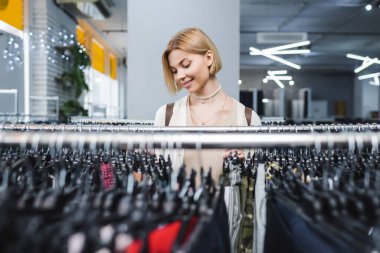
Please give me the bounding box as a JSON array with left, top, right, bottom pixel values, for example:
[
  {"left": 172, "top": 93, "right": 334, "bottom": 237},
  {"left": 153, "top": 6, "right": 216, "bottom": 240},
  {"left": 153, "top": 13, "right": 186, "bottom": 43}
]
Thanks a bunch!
[
  {"left": 0, "top": 131, "right": 378, "bottom": 150},
  {"left": 0, "top": 122, "right": 380, "bottom": 133},
  {"left": 69, "top": 117, "right": 154, "bottom": 125}
]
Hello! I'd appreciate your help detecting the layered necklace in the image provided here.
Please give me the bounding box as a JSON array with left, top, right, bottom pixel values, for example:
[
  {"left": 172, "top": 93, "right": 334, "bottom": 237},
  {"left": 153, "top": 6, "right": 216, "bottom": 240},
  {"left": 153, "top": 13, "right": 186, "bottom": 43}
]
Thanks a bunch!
[
  {"left": 190, "top": 85, "right": 222, "bottom": 104},
  {"left": 189, "top": 93, "right": 228, "bottom": 126}
]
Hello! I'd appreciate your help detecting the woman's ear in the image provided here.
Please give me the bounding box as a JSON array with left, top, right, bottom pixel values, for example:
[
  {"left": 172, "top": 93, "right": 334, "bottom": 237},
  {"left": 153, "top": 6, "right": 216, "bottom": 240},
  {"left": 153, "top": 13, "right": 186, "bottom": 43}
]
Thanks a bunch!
[{"left": 205, "top": 50, "right": 214, "bottom": 67}]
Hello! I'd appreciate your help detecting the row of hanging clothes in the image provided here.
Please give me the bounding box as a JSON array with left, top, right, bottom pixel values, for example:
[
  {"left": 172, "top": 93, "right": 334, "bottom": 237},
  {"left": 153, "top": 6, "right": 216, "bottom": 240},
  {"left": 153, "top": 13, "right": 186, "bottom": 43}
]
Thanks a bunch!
[
  {"left": 0, "top": 146, "right": 231, "bottom": 253},
  {"left": 1, "top": 123, "right": 380, "bottom": 253},
  {"left": 263, "top": 146, "right": 380, "bottom": 253}
]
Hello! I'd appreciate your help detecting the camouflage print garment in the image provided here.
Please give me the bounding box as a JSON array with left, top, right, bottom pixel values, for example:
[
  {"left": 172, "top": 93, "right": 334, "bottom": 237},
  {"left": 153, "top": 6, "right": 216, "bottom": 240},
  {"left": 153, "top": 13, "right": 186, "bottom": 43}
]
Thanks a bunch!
[{"left": 238, "top": 176, "right": 256, "bottom": 253}]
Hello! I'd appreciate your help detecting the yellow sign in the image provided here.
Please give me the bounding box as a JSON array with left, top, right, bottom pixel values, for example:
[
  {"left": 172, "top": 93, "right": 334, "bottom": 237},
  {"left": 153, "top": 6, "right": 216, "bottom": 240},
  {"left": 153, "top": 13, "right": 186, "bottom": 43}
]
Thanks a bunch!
[
  {"left": 92, "top": 39, "right": 105, "bottom": 73},
  {"left": 0, "top": 0, "right": 23, "bottom": 30}
]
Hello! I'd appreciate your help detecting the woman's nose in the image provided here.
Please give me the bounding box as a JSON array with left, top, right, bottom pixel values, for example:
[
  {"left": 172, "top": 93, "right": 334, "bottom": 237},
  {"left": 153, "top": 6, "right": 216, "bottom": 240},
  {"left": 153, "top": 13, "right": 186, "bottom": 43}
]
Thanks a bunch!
[{"left": 176, "top": 68, "right": 186, "bottom": 80}]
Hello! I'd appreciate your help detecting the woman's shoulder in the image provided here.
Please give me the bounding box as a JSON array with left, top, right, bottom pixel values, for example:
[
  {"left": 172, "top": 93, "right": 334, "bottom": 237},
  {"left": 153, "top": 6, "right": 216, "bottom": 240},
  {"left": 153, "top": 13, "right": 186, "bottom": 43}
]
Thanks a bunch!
[
  {"left": 156, "top": 95, "right": 188, "bottom": 113},
  {"left": 230, "top": 97, "right": 261, "bottom": 126},
  {"left": 154, "top": 95, "right": 189, "bottom": 126}
]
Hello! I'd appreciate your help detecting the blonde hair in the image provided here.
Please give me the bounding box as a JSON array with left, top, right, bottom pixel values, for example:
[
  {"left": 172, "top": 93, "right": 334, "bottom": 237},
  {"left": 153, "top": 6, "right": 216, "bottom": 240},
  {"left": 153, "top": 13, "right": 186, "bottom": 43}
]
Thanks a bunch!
[{"left": 162, "top": 27, "right": 222, "bottom": 94}]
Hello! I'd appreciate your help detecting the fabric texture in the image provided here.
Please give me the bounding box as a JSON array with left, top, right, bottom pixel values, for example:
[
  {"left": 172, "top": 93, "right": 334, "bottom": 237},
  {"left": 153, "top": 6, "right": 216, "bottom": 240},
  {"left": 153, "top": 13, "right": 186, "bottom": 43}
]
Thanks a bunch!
[
  {"left": 254, "top": 163, "right": 267, "bottom": 253},
  {"left": 264, "top": 197, "right": 355, "bottom": 253},
  {"left": 224, "top": 168, "right": 243, "bottom": 253},
  {"left": 125, "top": 218, "right": 198, "bottom": 253},
  {"left": 180, "top": 189, "right": 231, "bottom": 253},
  {"left": 100, "top": 162, "right": 116, "bottom": 190},
  {"left": 238, "top": 176, "right": 255, "bottom": 253}
]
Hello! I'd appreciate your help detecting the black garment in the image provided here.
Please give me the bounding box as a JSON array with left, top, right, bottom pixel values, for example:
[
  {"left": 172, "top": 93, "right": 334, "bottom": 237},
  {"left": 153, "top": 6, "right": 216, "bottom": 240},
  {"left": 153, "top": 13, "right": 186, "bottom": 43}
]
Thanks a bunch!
[
  {"left": 181, "top": 188, "right": 230, "bottom": 253},
  {"left": 264, "top": 196, "right": 356, "bottom": 253}
]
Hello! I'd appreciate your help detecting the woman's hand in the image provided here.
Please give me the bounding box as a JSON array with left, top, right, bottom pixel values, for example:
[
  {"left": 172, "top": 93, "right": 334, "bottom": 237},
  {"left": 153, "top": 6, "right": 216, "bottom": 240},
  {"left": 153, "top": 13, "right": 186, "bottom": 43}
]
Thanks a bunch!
[{"left": 224, "top": 149, "right": 245, "bottom": 160}]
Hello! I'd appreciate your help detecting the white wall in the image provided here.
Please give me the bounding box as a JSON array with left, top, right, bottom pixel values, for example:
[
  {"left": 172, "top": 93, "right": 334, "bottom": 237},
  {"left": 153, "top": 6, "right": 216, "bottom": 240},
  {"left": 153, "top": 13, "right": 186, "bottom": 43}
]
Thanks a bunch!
[
  {"left": 354, "top": 74, "right": 379, "bottom": 118},
  {"left": 127, "top": 0, "right": 240, "bottom": 120}
]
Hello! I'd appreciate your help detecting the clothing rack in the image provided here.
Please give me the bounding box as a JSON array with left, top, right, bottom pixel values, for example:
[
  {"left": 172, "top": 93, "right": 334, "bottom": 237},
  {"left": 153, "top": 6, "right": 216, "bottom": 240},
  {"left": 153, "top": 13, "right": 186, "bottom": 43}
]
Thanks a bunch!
[
  {"left": 0, "top": 130, "right": 378, "bottom": 150},
  {"left": 0, "top": 122, "right": 379, "bottom": 133},
  {"left": 69, "top": 116, "right": 154, "bottom": 125}
]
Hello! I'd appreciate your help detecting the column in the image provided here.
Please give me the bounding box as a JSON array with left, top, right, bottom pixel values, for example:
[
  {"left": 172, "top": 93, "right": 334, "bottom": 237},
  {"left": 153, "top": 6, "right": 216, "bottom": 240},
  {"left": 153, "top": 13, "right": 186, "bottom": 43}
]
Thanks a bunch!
[{"left": 127, "top": 0, "right": 240, "bottom": 120}]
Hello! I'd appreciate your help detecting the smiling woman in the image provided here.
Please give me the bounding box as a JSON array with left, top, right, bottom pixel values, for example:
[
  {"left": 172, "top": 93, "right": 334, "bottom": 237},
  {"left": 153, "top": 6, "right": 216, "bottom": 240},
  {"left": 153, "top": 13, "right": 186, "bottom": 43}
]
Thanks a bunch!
[{"left": 154, "top": 27, "right": 261, "bottom": 184}]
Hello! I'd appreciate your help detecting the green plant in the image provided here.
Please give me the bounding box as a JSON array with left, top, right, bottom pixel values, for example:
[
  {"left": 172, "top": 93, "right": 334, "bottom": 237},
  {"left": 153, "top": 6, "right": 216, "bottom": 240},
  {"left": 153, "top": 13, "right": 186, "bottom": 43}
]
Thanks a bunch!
[
  {"left": 55, "top": 43, "right": 91, "bottom": 122},
  {"left": 58, "top": 100, "right": 88, "bottom": 122}
]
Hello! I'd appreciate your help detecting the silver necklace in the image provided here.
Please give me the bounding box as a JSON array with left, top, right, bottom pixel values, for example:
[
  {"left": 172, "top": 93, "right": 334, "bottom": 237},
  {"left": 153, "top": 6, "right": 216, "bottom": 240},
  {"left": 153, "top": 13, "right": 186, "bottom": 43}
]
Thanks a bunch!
[{"left": 191, "top": 86, "right": 222, "bottom": 102}]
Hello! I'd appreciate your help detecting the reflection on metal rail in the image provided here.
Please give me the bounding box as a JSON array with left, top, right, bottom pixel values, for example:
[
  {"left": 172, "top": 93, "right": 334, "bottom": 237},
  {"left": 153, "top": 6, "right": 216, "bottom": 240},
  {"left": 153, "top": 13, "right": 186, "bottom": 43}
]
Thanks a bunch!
[
  {"left": 0, "top": 122, "right": 379, "bottom": 133},
  {"left": 0, "top": 130, "right": 378, "bottom": 150}
]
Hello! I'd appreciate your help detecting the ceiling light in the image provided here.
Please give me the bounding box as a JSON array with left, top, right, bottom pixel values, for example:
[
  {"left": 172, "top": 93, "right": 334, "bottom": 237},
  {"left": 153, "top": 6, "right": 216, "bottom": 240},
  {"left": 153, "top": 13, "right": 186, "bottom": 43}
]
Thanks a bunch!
[
  {"left": 263, "top": 70, "right": 295, "bottom": 88},
  {"left": 358, "top": 72, "right": 380, "bottom": 80},
  {"left": 347, "top": 54, "right": 380, "bottom": 73},
  {"left": 238, "top": 80, "right": 242, "bottom": 85},
  {"left": 358, "top": 72, "right": 380, "bottom": 85},
  {"left": 289, "top": 80, "right": 295, "bottom": 86},
  {"left": 262, "top": 98, "right": 269, "bottom": 103},
  {"left": 249, "top": 41, "right": 310, "bottom": 69},
  {"left": 365, "top": 4, "right": 373, "bottom": 11},
  {"left": 263, "top": 41, "right": 310, "bottom": 53}
]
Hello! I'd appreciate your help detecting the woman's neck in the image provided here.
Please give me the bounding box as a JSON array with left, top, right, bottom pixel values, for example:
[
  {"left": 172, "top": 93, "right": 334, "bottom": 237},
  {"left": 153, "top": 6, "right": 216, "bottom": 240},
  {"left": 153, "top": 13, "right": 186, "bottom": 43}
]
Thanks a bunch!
[{"left": 190, "top": 79, "right": 222, "bottom": 103}]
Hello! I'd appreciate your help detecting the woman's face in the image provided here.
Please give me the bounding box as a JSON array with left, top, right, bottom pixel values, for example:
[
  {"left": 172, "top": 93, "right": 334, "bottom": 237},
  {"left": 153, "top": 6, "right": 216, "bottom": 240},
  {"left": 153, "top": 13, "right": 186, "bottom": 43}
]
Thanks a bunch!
[{"left": 168, "top": 49, "right": 213, "bottom": 94}]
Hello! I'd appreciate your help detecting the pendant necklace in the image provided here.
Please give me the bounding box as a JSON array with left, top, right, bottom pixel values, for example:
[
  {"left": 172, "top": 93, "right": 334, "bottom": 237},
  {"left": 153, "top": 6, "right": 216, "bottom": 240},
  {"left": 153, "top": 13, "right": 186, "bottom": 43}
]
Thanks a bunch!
[{"left": 190, "top": 94, "right": 228, "bottom": 126}]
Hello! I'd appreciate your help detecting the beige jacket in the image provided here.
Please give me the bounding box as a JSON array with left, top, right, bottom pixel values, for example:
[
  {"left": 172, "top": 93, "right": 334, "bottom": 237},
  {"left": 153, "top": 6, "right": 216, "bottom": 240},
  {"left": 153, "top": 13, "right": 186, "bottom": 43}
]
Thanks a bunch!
[{"left": 154, "top": 95, "right": 261, "bottom": 170}]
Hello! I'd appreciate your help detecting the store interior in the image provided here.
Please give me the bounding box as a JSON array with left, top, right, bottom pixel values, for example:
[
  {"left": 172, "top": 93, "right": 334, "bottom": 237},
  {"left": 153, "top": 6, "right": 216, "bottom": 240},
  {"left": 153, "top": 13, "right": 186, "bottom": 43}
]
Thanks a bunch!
[
  {"left": 239, "top": 0, "right": 380, "bottom": 124},
  {"left": 1, "top": 2, "right": 380, "bottom": 253},
  {"left": 0, "top": 0, "right": 380, "bottom": 123},
  {"left": 0, "top": 0, "right": 379, "bottom": 124}
]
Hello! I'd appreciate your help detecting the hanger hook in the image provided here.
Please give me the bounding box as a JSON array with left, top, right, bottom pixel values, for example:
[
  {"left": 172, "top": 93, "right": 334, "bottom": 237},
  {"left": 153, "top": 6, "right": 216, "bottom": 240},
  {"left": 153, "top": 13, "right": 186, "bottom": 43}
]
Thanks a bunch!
[
  {"left": 314, "top": 133, "right": 321, "bottom": 153},
  {"left": 78, "top": 133, "right": 85, "bottom": 154},
  {"left": 48, "top": 132, "right": 56, "bottom": 156},
  {"left": 348, "top": 135, "right": 355, "bottom": 153},
  {"left": 90, "top": 133, "right": 97, "bottom": 151},
  {"left": 356, "top": 134, "right": 364, "bottom": 152},
  {"left": 57, "top": 132, "right": 65, "bottom": 152},
  {"left": 366, "top": 123, "right": 371, "bottom": 132},
  {"left": 32, "top": 132, "right": 41, "bottom": 151},
  {"left": 371, "top": 133, "right": 379, "bottom": 153},
  {"left": 327, "top": 132, "right": 334, "bottom": 152},
  {"left": 20, "top": 132, "right": 28, "bottom": 150}
]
